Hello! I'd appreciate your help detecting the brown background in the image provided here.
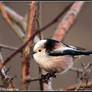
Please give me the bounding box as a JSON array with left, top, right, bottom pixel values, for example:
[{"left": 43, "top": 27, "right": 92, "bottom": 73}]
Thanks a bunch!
[{"left": 0, "top": 1, "right": 92, "bottom": 90}]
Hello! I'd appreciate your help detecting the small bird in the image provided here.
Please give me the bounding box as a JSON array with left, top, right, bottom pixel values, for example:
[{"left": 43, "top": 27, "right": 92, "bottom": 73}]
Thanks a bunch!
[{"left": 32, "top": 39, "right": 92, "bottom": 79}]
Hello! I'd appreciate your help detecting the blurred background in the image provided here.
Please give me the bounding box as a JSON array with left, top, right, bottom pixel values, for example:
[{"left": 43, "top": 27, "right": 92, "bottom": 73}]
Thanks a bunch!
[{"left": 0, "top": 1, "right": 92, "bottom": 90}]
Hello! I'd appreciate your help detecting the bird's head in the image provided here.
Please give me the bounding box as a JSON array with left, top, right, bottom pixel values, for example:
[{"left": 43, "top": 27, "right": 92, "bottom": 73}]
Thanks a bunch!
[
  {"left": 33, "top": 39, "right": 61, "bottom": 62},
  {"left": 33, "top": 40, "right": 47, "bottom": 61}
]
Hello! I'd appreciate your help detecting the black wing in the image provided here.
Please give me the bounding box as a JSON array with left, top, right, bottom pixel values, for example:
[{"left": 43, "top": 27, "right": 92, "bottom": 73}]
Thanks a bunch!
[{"left": 49, "top": 50, "right": 92, "bottom": 56}]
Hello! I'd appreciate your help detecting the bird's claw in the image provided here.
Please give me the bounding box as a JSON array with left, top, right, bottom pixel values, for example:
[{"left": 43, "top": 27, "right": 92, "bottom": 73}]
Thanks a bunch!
[
  {"left": 50, "top": 72, "right": 56, "bottom": 78},
  {"left": 41, "top": 72, "right": 56, "bottom": 82}
]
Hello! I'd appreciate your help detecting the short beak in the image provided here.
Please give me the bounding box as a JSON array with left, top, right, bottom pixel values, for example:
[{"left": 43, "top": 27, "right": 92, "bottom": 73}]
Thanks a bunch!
[{"left": 32, "top": 51, "right": 36, "bottom": 54}]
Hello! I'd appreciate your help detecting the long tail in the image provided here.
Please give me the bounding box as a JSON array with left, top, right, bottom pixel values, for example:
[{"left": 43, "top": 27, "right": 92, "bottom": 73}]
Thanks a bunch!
[
  {"left": 49, "top": 50, "right": 92, "bottom": 56},
  {"left": 66, "top": 50, "right": 92, "bottom": 56}
]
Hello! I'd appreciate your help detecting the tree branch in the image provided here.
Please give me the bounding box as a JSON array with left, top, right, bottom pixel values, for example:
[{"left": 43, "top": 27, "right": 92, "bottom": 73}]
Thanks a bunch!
[
  {"left": 52, "top": 1, "right": 85, "bottom": 41},
  {"left": 21, "top": 1, "right": 36, "bottom": 90},
  {"left": 65, "top": 81, "right": 92, "bottom": 91},
  {"left": 0, "top": 44, "right": 17, "bottom": 51},
  {"left": 0, "top": 2, "right": 25, "bottom": 41},
  {"left": 65, "top": 63, "right": 92, "bottom": 90},
  {"left": 0, "top": 51, "right": 16, "bottom": 90},
  {"left": 2, "top": 3, "right": 26, "bottom": 32}
]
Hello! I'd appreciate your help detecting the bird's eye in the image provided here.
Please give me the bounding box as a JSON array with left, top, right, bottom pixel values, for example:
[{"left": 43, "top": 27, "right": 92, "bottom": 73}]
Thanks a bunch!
[{"left": 38, "top": 50, "right": 41, "bottom": 52}]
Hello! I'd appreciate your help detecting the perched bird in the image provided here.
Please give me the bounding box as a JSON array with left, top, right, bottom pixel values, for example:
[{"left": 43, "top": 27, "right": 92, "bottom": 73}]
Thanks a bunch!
[{"left": 32, "top": 39, "right": 92, "bottom": 78}]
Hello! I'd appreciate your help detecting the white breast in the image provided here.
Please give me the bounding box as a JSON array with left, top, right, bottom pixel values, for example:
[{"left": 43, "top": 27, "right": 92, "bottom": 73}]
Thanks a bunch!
[{"left": 33, "top": 51, "right": 73, "bottom": 73}]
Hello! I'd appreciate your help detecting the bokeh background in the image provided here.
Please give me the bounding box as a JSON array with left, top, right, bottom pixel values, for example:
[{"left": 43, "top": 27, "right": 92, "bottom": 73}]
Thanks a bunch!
[{"left": 0, "top": 1, "right": 92, "bottom": 90}]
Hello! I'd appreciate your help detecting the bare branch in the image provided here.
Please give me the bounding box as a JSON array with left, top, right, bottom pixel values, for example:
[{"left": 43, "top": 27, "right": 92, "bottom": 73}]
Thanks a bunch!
[
  {"left": 0, "top": 44, "right": 17, "bottom": 51},
  {"left": 21, "top": 1, "right": 36, "bottom": 90},
  {"left": 52, "top": 1, "right": 85, "bottom": 41},
  {"left": 65, "top": 81, "right": 92, "bottom": 91},
  {"left": 65, "top": 63, "right": 92, "bottom": 90},
  {"left": 0, "top": 2, "right": 24, "bottom": 41},
  {"left": 70, "top": 67, "right": 83, "bottom": 73},
  {"left": 0, "top": 51, "right": 16, "bottom": 90},
  {"left": 0, "top": 52, "right": 9, "bottom": 89},
  {"left": 25, "top": 76, "right": 41, "bottom": 82},
  {"left": 2, "top": 4, "right": 27, "bottom": 32}
]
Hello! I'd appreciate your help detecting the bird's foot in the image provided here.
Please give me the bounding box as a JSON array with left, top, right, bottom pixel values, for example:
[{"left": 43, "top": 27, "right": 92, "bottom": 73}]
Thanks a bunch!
[
  {"left": 41, "top": 72, "right": 56, "bottom": 82},
  {"left": 50, "top": 72, "right": 56, "bottom": 78}
]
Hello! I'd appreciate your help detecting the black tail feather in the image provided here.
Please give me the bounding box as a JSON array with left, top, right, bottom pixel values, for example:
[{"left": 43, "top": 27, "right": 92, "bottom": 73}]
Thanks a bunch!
[{"left": 49, "top": 50, "right": 92, "bottom": 56}]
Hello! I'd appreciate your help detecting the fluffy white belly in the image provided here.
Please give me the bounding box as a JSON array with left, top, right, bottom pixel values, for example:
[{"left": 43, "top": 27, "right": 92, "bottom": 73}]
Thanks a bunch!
[{"left": 36, "top": 55, "right": 73, "bottom": 73}]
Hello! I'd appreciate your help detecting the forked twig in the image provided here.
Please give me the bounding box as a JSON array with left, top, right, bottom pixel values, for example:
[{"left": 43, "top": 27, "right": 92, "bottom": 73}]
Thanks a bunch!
[
  {"left": 0, "top": 51, "right": 16, "bottom": 90},
  {"left": 0, "top": 2, "right": 24, "bottom": 41},
  {"left": 65, "top": 63, "right": 92, "bottom": 90},
  {"left": 2, "top": 4, "right": 27, "bottom": 32}
]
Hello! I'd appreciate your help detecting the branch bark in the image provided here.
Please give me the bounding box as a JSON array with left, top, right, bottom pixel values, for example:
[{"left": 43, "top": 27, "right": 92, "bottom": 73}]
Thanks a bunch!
[
  {"left": 0, "top": 44, "right": 17, "bottom": 51},
  {"left": 65, "top": 81, "right": 92, "bottom": 91},
  {"left": 52, "top": 1, "right": 85, "bottom": 41},
  {"left": 0, "top": 51, "right": 16, "bottom": 90},
  {"left": 21, "top": 1, "right": 36, "bottom": 90},
  {"left": 51, "top": 1, "right": 85, "bottom": 91},
  {"left": 0, "top": 2, "right": 25, "bottom": 41},
  {"left": 2, "top": 4, "right": 26, "bottom": 32}
]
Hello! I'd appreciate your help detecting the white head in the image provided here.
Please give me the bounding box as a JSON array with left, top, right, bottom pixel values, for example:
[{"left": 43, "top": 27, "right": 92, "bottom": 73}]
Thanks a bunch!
[
  {"left": 33, "top": 39, "right": 62, "bottom": 63},
  {"left": 33, "top": 40, "right": 47, "bottom": 63},
  {"left": 33, "top": 40, "right": 46, "bottom": 52}
]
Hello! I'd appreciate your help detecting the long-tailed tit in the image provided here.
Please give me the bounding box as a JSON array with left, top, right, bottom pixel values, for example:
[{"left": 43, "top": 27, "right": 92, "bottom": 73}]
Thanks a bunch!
[{"left": 32, "top": 39, "right": 92, "bottom": 78}]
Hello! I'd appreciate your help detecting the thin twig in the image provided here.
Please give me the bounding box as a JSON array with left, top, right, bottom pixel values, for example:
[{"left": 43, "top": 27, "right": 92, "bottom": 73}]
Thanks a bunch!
[
  {"left": 65, "top": 80, "right": 92, "bottom": 91},
  {"left": 0, "top": 52, "right": 9, "bottom": 89},
  {"left": 25, "top": 75, "right": 55, "bottom": 91},
  {"left": 75, "top": 80, "right": 82, "bottom": 91},
  {"left": 21, "top": 1, "right": 36, "bottom": 90},
  {"left": 34, "top": 2, "right": 44, "bottom": 90},
  {"left": 65, "top": 63, "right": 92, "bottom": 90},
  {"left": 0, "top": 44, "right": 17, "bottom": 51},
  {"left": 25, "top": 76, "right": 41, "bottom": 82},
  {"left": 0, "top": 2, "right": 24, "bottom": 41},
  {"left": 2, "top": 4, "right": 26, "bottom": 32},
  {"left": 0, "top": 51, "right": 16, "bottom": 90},
  {"left": 70, "top": 67, "right": 83, "bottom": 73},
  {"left": 8, "top": 78, "right": 16, "bottom": 90}
]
